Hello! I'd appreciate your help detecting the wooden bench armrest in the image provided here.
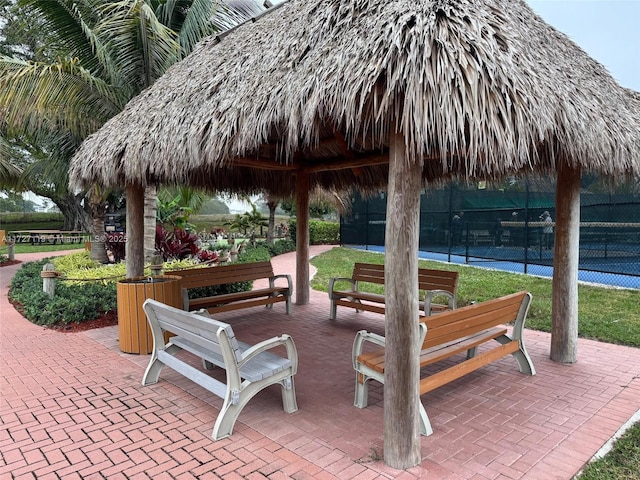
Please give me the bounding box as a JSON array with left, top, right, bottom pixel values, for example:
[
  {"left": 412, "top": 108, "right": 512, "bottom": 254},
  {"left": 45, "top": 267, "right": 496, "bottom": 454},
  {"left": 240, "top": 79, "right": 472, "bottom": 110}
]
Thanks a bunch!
[
  {"left": 269, "top": 274, "right": 293, "bottom": 292},
  {"left": 239, "top": 334, "right": 298, "bottom": 372},
  {"left": 423, "top": 289, "right": 456, "bottom": 315}
]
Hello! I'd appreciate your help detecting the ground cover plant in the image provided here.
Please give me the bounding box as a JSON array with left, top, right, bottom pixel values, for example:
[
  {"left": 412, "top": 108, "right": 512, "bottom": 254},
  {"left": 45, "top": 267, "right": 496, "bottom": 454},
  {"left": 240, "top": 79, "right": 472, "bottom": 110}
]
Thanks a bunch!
[{"left": 8, "top": 240, "right": 296, "bottom": 328}]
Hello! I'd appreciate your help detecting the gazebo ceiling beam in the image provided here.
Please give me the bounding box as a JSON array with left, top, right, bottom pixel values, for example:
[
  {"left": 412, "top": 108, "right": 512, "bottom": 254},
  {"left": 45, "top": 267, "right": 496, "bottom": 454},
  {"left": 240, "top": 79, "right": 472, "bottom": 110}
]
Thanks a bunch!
[{"left": 230, "top": 153, "right": 390, "bottom": 173}]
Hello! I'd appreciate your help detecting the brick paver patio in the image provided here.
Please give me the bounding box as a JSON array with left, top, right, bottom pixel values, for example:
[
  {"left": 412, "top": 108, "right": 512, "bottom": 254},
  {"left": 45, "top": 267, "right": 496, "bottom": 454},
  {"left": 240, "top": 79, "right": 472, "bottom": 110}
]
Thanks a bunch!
[{"left": 1, "top": 246, "right": 639, "bottom": 479}]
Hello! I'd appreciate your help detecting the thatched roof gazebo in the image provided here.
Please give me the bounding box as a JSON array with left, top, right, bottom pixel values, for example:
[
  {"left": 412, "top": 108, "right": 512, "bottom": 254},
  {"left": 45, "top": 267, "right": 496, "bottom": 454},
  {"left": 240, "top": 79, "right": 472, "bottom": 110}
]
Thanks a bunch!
[{"left": 70, "top": 0, "right": 640, "bottom": 468}]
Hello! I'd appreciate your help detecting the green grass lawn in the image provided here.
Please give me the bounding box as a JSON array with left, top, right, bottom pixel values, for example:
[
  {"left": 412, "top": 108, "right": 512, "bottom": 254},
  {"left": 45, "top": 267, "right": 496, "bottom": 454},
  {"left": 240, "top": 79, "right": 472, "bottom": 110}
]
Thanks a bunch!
[
  {"left": 310, "top": 247, "right": 640, "bottom": 347},
  {"left": 6, "top": 243, "right": 86, "bottom": 255}
]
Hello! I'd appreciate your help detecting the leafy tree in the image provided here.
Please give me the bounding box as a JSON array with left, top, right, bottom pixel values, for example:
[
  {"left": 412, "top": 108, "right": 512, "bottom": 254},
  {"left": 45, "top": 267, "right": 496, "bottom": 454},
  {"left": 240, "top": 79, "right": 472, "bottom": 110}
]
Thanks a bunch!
[
  {"left": 0, "top": 191, "right": 36, "bottom": 212},
  {"left": 280, "top": 198, "right": 337, "bottom": 219},
  {"left": 199, "top": 196, "right": 230, "bottom": 214},
  {"left": 0, "top": 0, "right": 271, "bottom": 260}
]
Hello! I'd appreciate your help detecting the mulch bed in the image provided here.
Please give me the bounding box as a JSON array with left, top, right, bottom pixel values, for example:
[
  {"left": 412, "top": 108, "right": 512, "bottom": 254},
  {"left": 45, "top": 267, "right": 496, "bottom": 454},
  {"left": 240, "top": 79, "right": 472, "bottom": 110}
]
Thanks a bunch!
[
  {"left": 9, "top": 296, "right": 118, "bottom": 333},
  {"left": 0, "top": 259, "right": 21, "bottom": 267},
  {"left": 46, "top": 311, "right": 118, "bottom": 333}
]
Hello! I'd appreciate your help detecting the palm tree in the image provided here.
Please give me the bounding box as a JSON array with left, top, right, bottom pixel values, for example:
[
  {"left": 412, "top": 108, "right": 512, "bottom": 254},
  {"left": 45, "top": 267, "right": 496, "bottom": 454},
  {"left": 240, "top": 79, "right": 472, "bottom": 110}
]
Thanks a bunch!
[{"left": 0, "top": 0, "right": 271, "bottom": 261}]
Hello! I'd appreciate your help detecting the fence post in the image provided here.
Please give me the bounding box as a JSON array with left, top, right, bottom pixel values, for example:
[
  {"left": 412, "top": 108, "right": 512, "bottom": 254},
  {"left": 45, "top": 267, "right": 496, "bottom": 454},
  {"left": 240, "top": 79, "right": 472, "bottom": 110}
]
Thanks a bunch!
[{"left": 41, "top": 263, "right": 57, "bottom": 297}]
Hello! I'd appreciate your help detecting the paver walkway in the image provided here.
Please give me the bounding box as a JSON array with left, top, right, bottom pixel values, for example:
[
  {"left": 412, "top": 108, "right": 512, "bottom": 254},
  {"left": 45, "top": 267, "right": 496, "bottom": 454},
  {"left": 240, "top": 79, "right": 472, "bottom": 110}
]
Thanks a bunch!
[{"left": 1, "top": 247, "right": 639, "bottom": 479}]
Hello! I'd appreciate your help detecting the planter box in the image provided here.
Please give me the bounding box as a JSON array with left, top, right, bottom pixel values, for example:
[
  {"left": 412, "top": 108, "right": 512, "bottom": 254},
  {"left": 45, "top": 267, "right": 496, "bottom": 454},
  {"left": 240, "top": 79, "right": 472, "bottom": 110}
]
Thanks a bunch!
[{"left": 116, "top": 275, "right": 182, "bottom": 354}]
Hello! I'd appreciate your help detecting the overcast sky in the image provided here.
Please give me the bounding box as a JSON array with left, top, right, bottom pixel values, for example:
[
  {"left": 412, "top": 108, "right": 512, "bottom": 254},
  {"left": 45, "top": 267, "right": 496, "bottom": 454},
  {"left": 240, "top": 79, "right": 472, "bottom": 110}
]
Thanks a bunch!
[{"left": 527, "top": 0, "right": 640, "bottom": 91}]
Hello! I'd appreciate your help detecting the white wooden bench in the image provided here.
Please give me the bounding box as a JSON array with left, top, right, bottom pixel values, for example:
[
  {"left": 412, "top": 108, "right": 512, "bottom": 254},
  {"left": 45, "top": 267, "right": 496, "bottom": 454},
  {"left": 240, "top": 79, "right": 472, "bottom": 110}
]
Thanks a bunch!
[
  {"left": 352, "top": 291, "right": 536, "bottom": 436},
  {"left": 141, "top": 299, "right": 299, "bottom": 440},
  {"left": 329, "top": 263, "right": 459, "bottom": 320}
]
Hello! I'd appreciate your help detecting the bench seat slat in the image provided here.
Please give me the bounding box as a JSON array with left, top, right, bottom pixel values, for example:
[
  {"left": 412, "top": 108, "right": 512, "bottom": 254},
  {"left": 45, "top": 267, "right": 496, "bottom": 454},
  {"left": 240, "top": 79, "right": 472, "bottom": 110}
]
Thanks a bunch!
[
  {"left": 419, "top": 340, "right": 521, "bottom": 395},
  {"left": 171, "top": 336, "right": 291, "bottom": 382},
  {"left": 357, "top": 327, "right": 509, "bottom": 375},
  {"left": 188, "top": 287, "right": 287, "bottom": 308},
  {"left": 206, "top": 296, "right": 286, "bottom": 314},
  {"left": 157, "top": 349, "right": 228, "bottom": 398}
]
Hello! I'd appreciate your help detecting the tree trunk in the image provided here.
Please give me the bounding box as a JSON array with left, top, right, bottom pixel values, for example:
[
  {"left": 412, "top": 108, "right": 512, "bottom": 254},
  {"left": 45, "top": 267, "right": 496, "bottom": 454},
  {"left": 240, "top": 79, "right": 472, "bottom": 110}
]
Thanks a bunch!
[
  {"left": 551, "top": 163, "right": 581, "bottom": 363},
  {"left": 384, "top": 126, "right": 422, "bottom": 469},
  {"left": 126, "top": 184, "right": 145, "bottom": 278},
  {"left": 51, "top": 192, "right": 91, "bottom": 231},
  {"left": 144, "top": 185, "right": 158, "bottom": 261},
  {"left": 89, "top": 195, "right": 109, "bottom": 264},
  {"left": 266, "top": 199, "right": 278, "bottom": 244},
  {"left": 295, "top": 171, "right": 310, "bottom": 305}
]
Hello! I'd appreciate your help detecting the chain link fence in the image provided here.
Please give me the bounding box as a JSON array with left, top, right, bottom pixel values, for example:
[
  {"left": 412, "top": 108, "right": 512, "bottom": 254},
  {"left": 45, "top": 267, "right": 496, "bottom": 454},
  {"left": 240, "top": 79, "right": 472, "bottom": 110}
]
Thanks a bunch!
[{"left": 341, "top": 176, "right": 640, "bottom": 289}]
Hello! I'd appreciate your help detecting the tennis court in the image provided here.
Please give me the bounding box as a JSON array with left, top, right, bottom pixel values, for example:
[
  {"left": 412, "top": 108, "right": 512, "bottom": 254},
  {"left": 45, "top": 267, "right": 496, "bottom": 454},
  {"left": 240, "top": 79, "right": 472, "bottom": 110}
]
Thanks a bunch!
[{"left": 349, "top": 244, "right": 640, "bottom": 290}]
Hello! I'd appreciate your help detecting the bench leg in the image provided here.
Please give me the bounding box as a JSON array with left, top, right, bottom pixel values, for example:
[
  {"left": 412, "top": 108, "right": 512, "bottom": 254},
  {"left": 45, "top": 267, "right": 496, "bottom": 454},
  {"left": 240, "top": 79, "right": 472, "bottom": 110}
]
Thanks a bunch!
[
  {"left": 495, "top": 335, "right": 536, "bottom": 375},
  {"left": 203, "top": 359, "right": 217, "bottom": 371},
  {"left": 418, "top": 402, "right": 434, "bottom": 436},
  {"left": 142, "top": 344, "right": 180, "bottom": 386},
  {"left": 329, "top": 299, "right": 337, "bottom": 320},
  {"left": 280, "top": 377, "right": 298, "bottom": 413},
  {"left": 355, "top": 372, "right": 433, "bottom": 436},
  {"left": 213, "top": 374, "right": 299, "bottom": 441},
  {"left": 354, "top": 374, "right": 370, "bottom": 408},
  {"left": 512, "top": 343, "right": 536, "bottom": 375},
  {"left": 285, "top": 295, "right": 291, "bottom": 315},
  {"left": 352, "top": 297, "right": 363, "bottom": 313},
  {"left": 466, "top": 346, "right": 477, "bottom": 359}
]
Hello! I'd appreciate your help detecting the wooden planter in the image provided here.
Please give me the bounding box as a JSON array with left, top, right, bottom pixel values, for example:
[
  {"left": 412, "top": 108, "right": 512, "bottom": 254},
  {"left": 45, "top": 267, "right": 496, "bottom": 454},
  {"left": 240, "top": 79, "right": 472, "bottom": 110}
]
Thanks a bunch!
[{"left": 116, "top": 275, "right": 182, "bottom": 354}]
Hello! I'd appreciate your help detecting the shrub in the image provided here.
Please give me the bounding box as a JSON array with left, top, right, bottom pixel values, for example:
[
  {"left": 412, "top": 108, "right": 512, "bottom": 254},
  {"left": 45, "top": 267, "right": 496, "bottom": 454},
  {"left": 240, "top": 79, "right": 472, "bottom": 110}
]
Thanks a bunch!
[
  {"left": 9, "top": 259, "right": 117, "bottom": 326},
  {"left": 237, "top": 244, "right": 272, "bottom": 263},
  {"left": 288, "top": 219, "right": 340, "bottom": 245},
  {"left": 265, "top": 238, "right": 296, "bottom": 256}
]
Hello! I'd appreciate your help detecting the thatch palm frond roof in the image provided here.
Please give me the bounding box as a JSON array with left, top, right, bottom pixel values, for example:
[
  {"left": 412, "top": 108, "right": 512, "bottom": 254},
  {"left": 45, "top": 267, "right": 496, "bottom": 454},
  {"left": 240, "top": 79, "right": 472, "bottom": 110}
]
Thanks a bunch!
[{"left": 69, "top": 0, "right": 640, "bottom": 195}]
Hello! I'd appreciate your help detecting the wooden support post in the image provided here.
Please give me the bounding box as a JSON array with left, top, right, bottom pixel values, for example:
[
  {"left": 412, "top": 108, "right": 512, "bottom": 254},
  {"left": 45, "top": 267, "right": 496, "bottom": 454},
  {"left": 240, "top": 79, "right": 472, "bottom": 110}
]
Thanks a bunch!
[
  {"left": 295, "top": 170, "right": 310, "bottom": 305},
  {"left": 126, "top": 184, "right": 145, "bottom": 278},
  {"left": 41, "top": 263, "right": 56, "bottom": 297},
  {"left": 383, "top": 126, "right": 422, "bottom": 468},
  {"left": 551, "top": 163, "right": 581, "bottom": 363}
]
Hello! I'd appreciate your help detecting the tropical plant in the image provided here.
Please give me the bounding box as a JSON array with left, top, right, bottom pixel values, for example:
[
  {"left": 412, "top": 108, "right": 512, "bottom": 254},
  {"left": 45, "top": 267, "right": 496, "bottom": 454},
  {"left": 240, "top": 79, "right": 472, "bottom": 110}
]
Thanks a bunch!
[
  {"left": 0, "top": 0, "right": 271, "bottom": 252},
  {"left": 225, "top": 213, "right": 252, "bottom": 236},
  {"left": 157, "top": 186, "right": 206, "bottom": 230}
]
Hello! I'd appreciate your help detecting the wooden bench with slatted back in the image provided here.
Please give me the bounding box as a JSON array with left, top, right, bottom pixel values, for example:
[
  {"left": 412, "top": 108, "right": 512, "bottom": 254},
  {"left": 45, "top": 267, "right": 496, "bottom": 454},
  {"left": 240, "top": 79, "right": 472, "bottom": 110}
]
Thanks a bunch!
[
  {"left": 329, "top": 262, "right": 459, "bottom": 319},
  {"left": 165, "top": 260, "right": 292, "bottom": 314},
  {"left": 352, "top": 291, "right": 536, "bottom": 436}
]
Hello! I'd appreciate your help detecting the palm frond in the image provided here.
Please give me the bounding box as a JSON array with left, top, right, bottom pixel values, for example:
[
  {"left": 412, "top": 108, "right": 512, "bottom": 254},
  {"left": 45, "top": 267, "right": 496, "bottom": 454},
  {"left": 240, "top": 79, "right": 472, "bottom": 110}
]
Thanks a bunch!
[
  {"left": 97, "top": 0, "right": 181, "bottom": 90},
  {"left": 0, "top": 134, "right": 24, "bottom": 188},
  {"left": 171, "top": 0, "right": 218, "bottom": 55},
  {"left": 0, "top": 56, "right": 126, "bottom": 138},
  {"left": 21, "top": 0, "right": 103, "bottom": 73}
]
